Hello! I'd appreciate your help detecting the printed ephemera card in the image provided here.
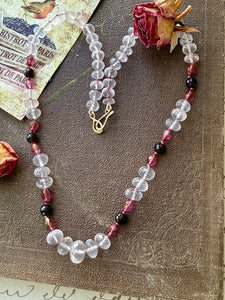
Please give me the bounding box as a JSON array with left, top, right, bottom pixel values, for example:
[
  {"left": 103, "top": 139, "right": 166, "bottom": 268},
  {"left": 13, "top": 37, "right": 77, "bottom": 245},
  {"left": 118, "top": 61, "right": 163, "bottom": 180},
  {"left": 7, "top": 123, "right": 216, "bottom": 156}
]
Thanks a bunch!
[{"left": 0, "top": 0, "right": 101, "bottom": 120}]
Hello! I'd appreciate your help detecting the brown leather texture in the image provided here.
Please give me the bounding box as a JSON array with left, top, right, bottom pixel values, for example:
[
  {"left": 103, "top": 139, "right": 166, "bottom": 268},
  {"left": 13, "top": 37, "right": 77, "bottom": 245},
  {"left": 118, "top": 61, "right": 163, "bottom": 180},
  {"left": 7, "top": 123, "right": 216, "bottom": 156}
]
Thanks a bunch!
[{"left": 0, "top": 0, "right": 223, "bottom": 299}]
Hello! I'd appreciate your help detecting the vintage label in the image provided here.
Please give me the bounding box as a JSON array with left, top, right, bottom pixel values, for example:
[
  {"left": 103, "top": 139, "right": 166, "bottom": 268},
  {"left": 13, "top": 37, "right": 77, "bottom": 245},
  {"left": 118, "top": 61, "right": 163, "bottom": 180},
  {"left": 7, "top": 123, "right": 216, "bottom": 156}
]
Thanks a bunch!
[{"left": 0, "top": 0, "right": 101, "bottom": 120}]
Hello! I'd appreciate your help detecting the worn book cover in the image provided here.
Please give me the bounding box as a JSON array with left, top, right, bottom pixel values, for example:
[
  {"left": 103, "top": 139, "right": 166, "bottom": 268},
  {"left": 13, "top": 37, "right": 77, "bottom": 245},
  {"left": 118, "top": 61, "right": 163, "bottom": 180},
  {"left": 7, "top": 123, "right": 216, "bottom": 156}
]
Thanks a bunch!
[
  {"left": 0, "top": 0, "right": 101, "bottom": 119},
  {"left": 0, "top": 0, "right": 223, "bottom": 299}
]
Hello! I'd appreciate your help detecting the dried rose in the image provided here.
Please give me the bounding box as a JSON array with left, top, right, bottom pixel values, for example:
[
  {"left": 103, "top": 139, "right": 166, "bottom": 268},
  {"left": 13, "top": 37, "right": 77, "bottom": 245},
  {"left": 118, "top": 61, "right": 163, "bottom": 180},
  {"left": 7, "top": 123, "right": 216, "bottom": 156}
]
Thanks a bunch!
[
  {"left": 133, "top": 0, "right": 199, "bottom": 51},
  {"left": 0, "top": 141, "right": 19, "bottom": 177}
]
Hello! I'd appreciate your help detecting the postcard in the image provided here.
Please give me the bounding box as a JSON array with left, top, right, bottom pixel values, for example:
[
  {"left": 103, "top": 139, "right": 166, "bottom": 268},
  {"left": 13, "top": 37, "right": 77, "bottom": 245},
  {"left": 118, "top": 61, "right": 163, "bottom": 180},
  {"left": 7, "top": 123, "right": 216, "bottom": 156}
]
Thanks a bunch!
[{"left": 0, "top": 0, "right": 101, "bottom": 120}]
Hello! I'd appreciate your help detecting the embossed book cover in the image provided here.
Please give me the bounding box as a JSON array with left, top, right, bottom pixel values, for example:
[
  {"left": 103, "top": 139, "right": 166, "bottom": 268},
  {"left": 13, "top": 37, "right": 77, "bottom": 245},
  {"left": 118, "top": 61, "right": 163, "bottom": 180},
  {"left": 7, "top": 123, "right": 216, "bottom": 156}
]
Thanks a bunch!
[{"left": 0, "top": 0, "right": 223, "bottom": 299}]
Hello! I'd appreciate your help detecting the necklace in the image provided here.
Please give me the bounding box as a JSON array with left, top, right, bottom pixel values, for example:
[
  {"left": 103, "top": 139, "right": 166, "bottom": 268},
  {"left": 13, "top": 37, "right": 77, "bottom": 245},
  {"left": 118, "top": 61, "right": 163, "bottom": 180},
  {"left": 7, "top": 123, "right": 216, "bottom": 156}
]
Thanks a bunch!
[{"left": 22, "top": 2, "right": 199, "bottom": 264}]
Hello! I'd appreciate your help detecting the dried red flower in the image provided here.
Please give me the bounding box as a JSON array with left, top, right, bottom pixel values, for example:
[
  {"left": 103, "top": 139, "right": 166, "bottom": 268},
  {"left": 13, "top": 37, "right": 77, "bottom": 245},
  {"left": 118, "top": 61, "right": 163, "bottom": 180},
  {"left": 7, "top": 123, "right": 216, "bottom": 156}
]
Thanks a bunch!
[{"left": 0, "top": 141, "right": 19, "bottom": 177}]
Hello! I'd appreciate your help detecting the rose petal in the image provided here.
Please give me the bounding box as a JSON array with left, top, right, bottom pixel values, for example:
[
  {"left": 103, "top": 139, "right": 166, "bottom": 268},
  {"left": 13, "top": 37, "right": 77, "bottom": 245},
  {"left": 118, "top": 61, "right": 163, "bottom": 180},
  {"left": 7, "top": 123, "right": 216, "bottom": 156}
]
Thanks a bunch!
[
  {"left": 155, "top": 0, "right": 176, "bottom": 18},
  {"left": 157, "top": 16, "right": 175, "bottom": 49},
  {"left": 0, "top": 141, "right": 19, "bottom": 177}
]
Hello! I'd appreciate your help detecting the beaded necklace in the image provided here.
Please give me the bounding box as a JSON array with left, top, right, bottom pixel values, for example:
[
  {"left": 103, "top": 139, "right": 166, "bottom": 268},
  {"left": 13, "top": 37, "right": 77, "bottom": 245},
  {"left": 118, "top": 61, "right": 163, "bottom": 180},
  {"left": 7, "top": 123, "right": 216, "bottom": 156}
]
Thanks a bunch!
[{"left": 23, "top": 6, "right": 199, "bottom": 264}]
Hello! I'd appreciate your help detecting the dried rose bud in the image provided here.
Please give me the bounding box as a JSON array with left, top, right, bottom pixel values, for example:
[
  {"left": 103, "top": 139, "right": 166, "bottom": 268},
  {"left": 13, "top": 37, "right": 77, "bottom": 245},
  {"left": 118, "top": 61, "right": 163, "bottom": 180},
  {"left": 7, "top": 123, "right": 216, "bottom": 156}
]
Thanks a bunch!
[
  {"left": 133, "top": 0, "right": 199, "bottom": 51},
  {"left": 0, "top": 141, "right": 19, "bottom": 177}
]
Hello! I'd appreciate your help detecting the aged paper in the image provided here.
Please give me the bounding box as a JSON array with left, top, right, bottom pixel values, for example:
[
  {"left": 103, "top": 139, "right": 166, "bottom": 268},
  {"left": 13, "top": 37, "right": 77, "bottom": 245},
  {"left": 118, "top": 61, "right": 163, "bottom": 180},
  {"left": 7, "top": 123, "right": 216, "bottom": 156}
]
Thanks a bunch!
[{"left": 0, "top": 0, "right": 101, "bottom": 120}]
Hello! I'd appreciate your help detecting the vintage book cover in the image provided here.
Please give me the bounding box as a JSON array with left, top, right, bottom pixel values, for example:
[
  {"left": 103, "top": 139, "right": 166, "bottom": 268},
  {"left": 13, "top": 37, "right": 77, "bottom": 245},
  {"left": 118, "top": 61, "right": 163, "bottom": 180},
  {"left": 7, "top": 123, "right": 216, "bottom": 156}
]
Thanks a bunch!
[
  {"left": 0, "top": 0, "right": 223, "bottom": 299},
  {"left": 0, "top": 0, "right": 101, "bottom": 119}
]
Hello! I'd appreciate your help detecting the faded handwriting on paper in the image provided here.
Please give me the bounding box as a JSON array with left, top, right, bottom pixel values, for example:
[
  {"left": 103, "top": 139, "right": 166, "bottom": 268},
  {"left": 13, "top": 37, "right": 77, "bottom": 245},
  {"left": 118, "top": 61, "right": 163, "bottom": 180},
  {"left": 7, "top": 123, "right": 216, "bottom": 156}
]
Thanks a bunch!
[
  {"left": 43, "top": 285, "right": 76, "bottom": 300},
  {"left": 0, "top": 285, "right": 35, "bottom": 297},
  {"left": 0, "top": 284, "right": 142, "bottom": 300}
]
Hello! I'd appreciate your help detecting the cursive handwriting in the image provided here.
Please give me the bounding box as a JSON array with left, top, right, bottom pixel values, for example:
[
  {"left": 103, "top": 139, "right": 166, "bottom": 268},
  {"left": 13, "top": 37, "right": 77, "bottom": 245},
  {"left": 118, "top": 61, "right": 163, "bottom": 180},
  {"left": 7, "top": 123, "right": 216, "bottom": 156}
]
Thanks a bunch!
[
  {"left": 43, "top": 285, "right": 76, "bottom": 300},
  {"left": 0, "top": 285, "right": 35, "bottom": 297}
]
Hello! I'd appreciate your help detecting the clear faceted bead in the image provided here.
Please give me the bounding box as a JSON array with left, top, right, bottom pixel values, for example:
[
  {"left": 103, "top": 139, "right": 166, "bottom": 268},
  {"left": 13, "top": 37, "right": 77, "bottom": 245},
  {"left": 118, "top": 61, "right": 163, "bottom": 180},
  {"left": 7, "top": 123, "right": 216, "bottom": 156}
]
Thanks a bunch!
[
  {"left": 104, "top": 67, "right": 117, "bottom": 78},
  {"left": 102, "top": 98, "right": 115, "bottom": 105},
  {"left": 132, "top": 177, "right": 148, "bottom": 192},
  {"left": 36, "top": 176, "right": 53, "bottom": 189},
  {"left": 179, "top": 33, "right": 193, "bottom": 46},
  {"left": 115, "top": 51, "right": 128, "bottom": 62},
  {"left": 92, "top": 50, "right": 105, "bottom": 60},
  {"left": 33, "top": 153, "right": 49, "bottom": 167},
  {"left": 120, "top": 45, "right": 133, "bottom": 56},
  {"left": 125, "top": 187, "right": 143, "bottom": 201},
  {"left": 182, "top": 43, "right": 197, "bottom": 54},
  {"left": 166, "top": 118, "right": 181, "bottom": 132},
  {"left": 27, "top": 34, "right": 40, "bottom": 46},
  {"left": 89, "top": 90, "right": 102, "bottom": 101},
  {"left": 58, "top": 237, "right": 73, "bottom": 255},
  {"left": 85, "top": 239, "right": 98, "bottom": 258},
  {"left": 34, "top": 166, "right": 50, "bottom": 177},
  {"left": 89, "top": 41, "right": 102, "bottom": 52},
  {"left": 51, "top": 15, "right": 63, "bottom": 25},
  {"left": 47, "top": 229, "right": 63, "bottom": 245},
  {"left": 102, "top": 88, "right": 115, "bottom": 98},
  {"left": 184, "top": 53, "right": 199, "bottom": 64},
  {"left": 91, "top": 70, "right": 104, "bottom": 80},
  {"left": 65, "top": 11, "right": 75, "bottom": 23},
  {"left": 103, "top": 78, "right": 116, "bottom": 88},
  {"left": 25, "top": 42, "right": 38, "bottom": 56},
  {"left": 110, "top": 58, "right": 121, "bottom": 70},
  {"left": 138, "top": 166, "right": 155, "bottom": 181},
  {"left": 94, "top": 233, "right": 111, "bottom": 249},
  {"left": 24, "top": 88, "right": 38, "bottom": 99},
  {"left": 171, "top": 108, "right": 187, "bottom": 121},
  {"left": 128, "top": 27, "right": 138, "bottom": 38},
  {"left": 176, "top": 99, "right": 191, "bottom": 112},
  {"left": 33, "top": 26, "right": 46, "bottom": 38},
  {"left": 90, "top": 80, "right": 104, "bottom": 90},
  {"left": 86, "top": 100, "right": 99, "bottom": 112},
  {"left": 26, "top": 108, "right": 41, "bottom": 119},
  {"left": 43, "top": 21, "right": 52, "bottom": 32},
  {"left": 122, "top": 35, "right": 136, "bottom": 47},
  {"left": 83, "top": 23, "right": 95, "bottom": 35},
  {"left": 92, "top": 59, "right": 105, "bottom": 70},
  {"left": 86, "top": 33, "right": 99, "bottom": 44},
  {"left": 24, "top": 99, "right": 39, "bottom": 109},
  {"left": 70, "top": 240, "right": 86, "bottom": 264}
]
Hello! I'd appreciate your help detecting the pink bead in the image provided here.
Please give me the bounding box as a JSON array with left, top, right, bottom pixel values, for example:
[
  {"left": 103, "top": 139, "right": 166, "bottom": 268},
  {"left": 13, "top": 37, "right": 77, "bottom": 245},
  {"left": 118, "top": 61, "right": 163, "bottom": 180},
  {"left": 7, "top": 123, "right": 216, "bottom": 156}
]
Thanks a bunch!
[
  {"left": 45, "top": 216, "right": 56, "bottom": 231},
  {"left": 184, "top": 88, "right": 195, "bottom": 103},
  {"left": 41, "top": 188, "right": 52, "bottom": 204},
  {"left": 26, "top": 78, "right": 35, "bottom": 89},
  {"left": 161, "top": 129, "right": 173, "bottom": 143},
  {"left": 106, "top": 223, "right": 118, "bottom": 238},
  {"left": 147, "top": 153, "right": 158, "bottom": 167},
  {"left": 29, "top": 120, "right": 40, "bottom": 133},
  {"left": 123, "top": 200, "right": 135, "bottom": 214},
  {"left": 187, "top": 63, "right": 197, "bottom": 77},
  {"left": 31, "top": 143, "right": 41, "bottom": 154},
  {"left": 26, "top": 54, "right": 35, "bottom": 67}
]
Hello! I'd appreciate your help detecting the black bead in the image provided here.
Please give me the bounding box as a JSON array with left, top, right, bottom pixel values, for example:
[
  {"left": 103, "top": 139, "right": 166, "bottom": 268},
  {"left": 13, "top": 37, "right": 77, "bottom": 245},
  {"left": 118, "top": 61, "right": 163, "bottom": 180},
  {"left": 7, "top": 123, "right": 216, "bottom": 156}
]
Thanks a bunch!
[
  {"left": 115, "top": 212, "right": 128, "bottom": 225},
  {"left": 24, "top": 67, "right": 35, "bottom": 78},
  {"left": 40, "top": 205, "right": 52, "bottom": 216},
  {"left": 186, "top": 77, "right": 197, "bottom": 89},
  {"left": 27, "top": 132, "right": 38, "bottom": 143},
  {"left": 175, "top": 21, "right": 185, "bottom": 27},
  {"left": 154, "top": 142, "right": 166, "bottom": 154}
]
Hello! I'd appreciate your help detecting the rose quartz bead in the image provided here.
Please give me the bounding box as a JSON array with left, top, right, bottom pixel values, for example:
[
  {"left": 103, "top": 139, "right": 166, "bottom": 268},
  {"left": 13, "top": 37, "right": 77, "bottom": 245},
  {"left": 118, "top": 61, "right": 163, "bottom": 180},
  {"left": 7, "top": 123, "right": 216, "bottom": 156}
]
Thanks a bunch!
[
  {"left": 45, "top": 216, "right": 56, "bottom": 231},
  {"left": 31, "top": 143, "right": 41, "bottom": 154},
  {"left": 123, "top": 199, "right": 135, "bottom": 214},
  {"left": 161, "top": 129, "right": 173, "bottom": 143},
  {"left": 26, "top": 78, "right": 35, "bottom": 89},
  {"left": 106, "top": 223, "right": 118, "bottom": 238},
  {"left": 41, "top": 188, "right": 52, "bottom": 203},
  {"left": 29, "top": 120, "right": 40, "bottom": 133},
  {"left": 184, "top": 88, "right": 195, "bottom": 103},
  {"left": 187, "top": 63, "right": 197, "bottom": 77},
  {"left": 26, "top": 54, "right": 35, "bottom": 67},
  {"left": 147, "top": 153, "right": 158, "bottom": 167}
]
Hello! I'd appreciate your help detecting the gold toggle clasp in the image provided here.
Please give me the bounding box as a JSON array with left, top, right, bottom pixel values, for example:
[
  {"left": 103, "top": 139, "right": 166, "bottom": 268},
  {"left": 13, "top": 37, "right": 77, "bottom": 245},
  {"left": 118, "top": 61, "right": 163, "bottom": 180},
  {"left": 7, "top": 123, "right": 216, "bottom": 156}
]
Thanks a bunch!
[{"left": 89, "top": 104, "right": 114, "bottom": 134}]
